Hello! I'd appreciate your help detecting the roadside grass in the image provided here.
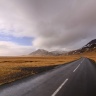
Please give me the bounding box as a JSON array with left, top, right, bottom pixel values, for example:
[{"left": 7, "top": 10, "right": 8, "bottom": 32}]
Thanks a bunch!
[
  {"left": 0, "top": 56, "right": 80, "bottom": 85},
  {"left": 81, "top": 52, "right": 96, "bottom": 62}
]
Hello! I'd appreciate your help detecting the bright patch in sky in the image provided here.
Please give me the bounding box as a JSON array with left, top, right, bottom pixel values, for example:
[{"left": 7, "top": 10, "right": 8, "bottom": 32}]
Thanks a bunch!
[{"left": 0, "top": 33, "right": 33, "bottom": 46}]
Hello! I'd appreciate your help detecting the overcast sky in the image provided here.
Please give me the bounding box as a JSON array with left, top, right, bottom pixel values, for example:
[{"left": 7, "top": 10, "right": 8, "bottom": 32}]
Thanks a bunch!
[{"left": 0, "top": 0, "right": 96, "bottom": 56}]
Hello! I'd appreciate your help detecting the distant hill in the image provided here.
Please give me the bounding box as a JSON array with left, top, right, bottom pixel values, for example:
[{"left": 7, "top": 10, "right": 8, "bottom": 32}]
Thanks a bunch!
[
  {"left": 29, "top": 49, "right": 66, "bottom": 56},
  {"left": 67, "top": 39, "right": 96, "bottom": 55},
  {"left": 29, "top": 49, "right": 52, "bottom": 56},
  {"left": 29, "top": 39, "right": 96, "bottom": 56}
]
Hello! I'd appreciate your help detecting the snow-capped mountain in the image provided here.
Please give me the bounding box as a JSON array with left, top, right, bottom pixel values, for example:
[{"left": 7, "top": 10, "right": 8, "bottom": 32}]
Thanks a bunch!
[
  {"left": 67, "top": 39, "right": 96, "bottom": 55},
  {"left": 29, "top": 49, "right": 66, "bottom": 56},
  {"left": 29, "top": 39, "right": 96, "bottom": 56},
  {"left": 29, "top": 49, "right": 52, "bottom": 56}
]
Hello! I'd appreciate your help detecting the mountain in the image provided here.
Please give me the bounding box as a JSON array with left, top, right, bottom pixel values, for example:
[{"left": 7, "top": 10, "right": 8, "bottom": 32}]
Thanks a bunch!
[
  {"left": 29, "top": 39, "right": 96, "bottom": 56},
  {"left": 82, "top": 39, "right": 96, "bottom": 51},
  {"left": 88, "top": 39, "right": 96, "bottom": 45},
  {"left": 29, "top": 49, "right": 66, "bottom": 56},
  {"left": 29, "top": 49, "right": 52, "bottom": 56},
  {"left": 67, "top": 39, "right": 96, "bottom": 55},
  {"left": 51, "top": 50, "right": 67, "bottom": 55}
]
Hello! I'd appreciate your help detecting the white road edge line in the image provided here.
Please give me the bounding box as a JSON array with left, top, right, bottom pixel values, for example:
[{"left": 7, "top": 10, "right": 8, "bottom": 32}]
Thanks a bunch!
[
  {"left": 52, "top": 79, "right": 68, "bottom": 96},
  {"left": 73, "top": 64, "right": 80, "bottom": 72},
  {"left": 81, "top": 59, "right": 85, "bottom": 63}
]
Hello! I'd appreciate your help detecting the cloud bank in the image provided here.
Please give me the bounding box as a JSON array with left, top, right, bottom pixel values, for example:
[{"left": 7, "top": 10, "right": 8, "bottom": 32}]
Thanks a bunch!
[
  {"left": 0, "top": 41, "right": 34, "bottom": 56},
  {"left": 0, "top": 0, "right": 96, "bottom": 55}
]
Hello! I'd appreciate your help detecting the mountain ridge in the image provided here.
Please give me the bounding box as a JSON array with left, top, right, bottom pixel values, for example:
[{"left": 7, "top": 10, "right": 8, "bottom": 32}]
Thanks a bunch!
[
  {"left": 29, "top": 39, "right": 96, "bottom": 56},
  {"left": 29, "top": 49, "right": 66, "bottom": 56},
  {"left": 67, "top": 39, "right": 96, "bottom": 55}
]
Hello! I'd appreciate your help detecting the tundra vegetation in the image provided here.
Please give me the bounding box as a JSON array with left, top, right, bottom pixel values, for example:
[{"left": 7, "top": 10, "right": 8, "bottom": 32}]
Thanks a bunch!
[
  {"left": 0, "top": 54, "right": 96, "bottom": 85},
  {"left": 0, "top": 56, "right": 80, "bottom": 85}
]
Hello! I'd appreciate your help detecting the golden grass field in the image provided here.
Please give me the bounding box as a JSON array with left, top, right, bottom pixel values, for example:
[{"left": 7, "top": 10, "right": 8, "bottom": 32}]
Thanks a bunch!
[
  {"left": 81, "top": 52, "right": 96, "bottom": 61},
  {"left": 0, "top": 53, "right": 96, "bottom": 85},
  {"left": 0, "top": 55, "right": 80, "bottom": 85}
]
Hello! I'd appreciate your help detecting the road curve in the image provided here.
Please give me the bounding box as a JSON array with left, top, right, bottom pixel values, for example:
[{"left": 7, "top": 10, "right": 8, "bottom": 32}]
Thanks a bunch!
[{"left": 0, "top": 57, "right": 96, "bottom": 96}]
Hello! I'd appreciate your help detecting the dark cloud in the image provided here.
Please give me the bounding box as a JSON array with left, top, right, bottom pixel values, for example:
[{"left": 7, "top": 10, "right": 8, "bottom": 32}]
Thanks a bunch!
[
  {"left": 0, "top": 0, "right": 96, "bottom": 55},
  {"left": 30, "top": 0, "right": 96, "bottom": 50}
]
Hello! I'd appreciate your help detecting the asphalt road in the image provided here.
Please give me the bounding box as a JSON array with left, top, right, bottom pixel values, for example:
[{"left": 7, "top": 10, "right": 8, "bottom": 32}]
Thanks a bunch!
[{"left": 0, "top": 57, "right": 96, "bottom": 96}]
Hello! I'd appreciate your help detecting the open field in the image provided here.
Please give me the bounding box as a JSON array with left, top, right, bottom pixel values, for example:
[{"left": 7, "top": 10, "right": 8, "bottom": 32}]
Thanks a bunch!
[
  {"left": 0, "top": 56, "right": 80, "bottom": 85},
  {"left": 79, "top": 51, "right": 96, "bottom": 62}
]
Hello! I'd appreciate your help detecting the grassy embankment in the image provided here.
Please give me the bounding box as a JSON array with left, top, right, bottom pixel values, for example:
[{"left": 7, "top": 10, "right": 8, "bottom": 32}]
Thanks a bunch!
[
  {"left": 80, "top": 51, "right": 96, "bottom": 62},
  {"left": 0, "top": 55, "right": 80, "bottom": 85}
]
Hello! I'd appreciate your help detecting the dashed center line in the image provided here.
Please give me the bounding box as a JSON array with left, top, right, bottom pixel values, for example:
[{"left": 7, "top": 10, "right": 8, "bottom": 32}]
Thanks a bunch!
[
  {"left": 73, "top": 59, "right": 85, "bottom": 72},
  {"left": 52, "top": 59, "right": 85, "bottom": 96},
  {"left": 73, "top": 64, "right": 80, "bottom": 72},
  {"left": 52, "top": 78, "right": 68, "bottom": 96},
  {"left": 81, "top": 59, "right": 85, "bottom": 63}
]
